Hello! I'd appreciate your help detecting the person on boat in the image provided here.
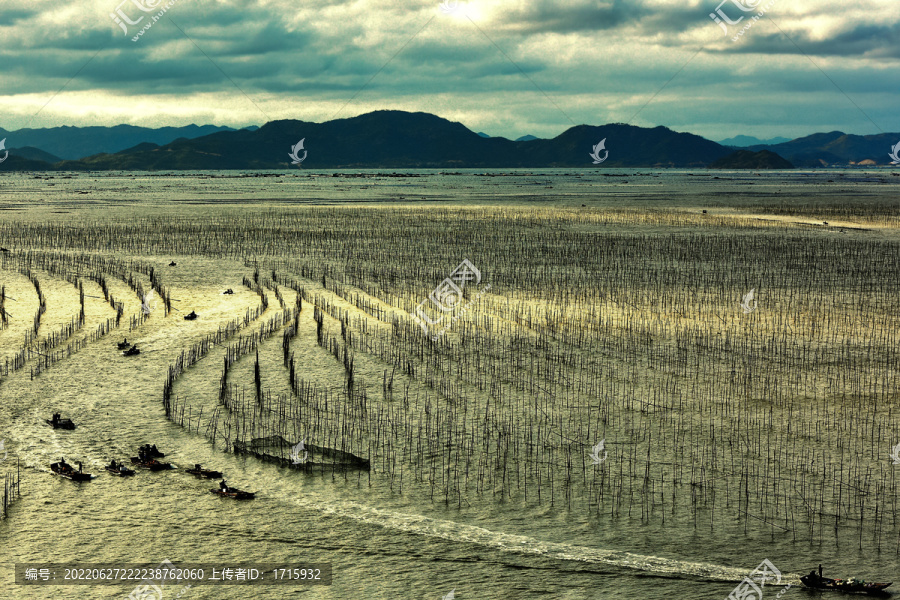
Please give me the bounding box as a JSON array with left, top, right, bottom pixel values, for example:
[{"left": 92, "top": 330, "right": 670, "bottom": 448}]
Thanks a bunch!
[
  {"left": 110, "top": 459, "right": 118, "bottom": 469},
  {"left": 819, "top": 564, "right": 823, "bottom": 578},
  {"left": 151, "top": 444, "right": 159, "bottom": 456},
  {"left": 77, "top": 462, "right": 83, "bottom": 472},
  {"left": 219, "top": 479, "right": 229, "bottom": 493},
  {"left": 52, "top": 413, "right": 59, "bottom": 425},
  {"left": 195, "top": 464, "right": 202, "bottom": 472}
]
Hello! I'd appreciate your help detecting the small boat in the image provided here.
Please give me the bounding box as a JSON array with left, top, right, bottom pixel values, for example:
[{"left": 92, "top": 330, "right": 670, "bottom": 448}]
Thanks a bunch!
[
  {"left": 223, "top": 289, "right": 234, "bottom": 295},
  {"left": 105, "top": 464, "right": 136, "bottom": 476},
  {"left": 130, "top": 457, "right": 175, "bottom": 471},
  {"left": 46, "top": 416, "right": 75, "bottom": 430},
  {"left": 210, "top": 487, "right": 255, "bottom": 500},
  {"left": 184, "top": 311, "right": 198, "bottom": 320},
  {"left": 50, "top": 461, "right": 92, "bottom": 481},
  {"left": 801, "top": 572, "right": 892, "bottom": 595},
  {"left": 138, "top": 444, "right": 165, "bottom": 459},
  {"left": 186, "top": 464, "right": 223, "bottom": 479},
  {"left": 117, "top": 339, "right": 131, "bottom": 350},
  {"left": 123, "top": 346, "right": 140, "bottom": 356}
]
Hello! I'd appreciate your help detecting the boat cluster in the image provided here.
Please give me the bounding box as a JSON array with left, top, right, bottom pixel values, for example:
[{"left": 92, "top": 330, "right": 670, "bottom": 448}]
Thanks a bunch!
[{"left": 47, "top": 436, "right": 255, "bottom": 500}]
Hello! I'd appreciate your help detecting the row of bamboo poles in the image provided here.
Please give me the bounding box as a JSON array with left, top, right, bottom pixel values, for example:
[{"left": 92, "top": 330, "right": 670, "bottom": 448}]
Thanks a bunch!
[
  {"left": 2, "top": 207, "right": 897, "bottom": 554},
  {"left": 0, "top": 250, "right": 166, "bottom": 379},
  {"left": 1, "top": 461, "right": 21, "bottom": 521}
]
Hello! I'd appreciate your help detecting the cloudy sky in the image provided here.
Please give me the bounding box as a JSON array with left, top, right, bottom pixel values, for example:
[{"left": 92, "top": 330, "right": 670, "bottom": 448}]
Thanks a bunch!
[{"left": 1, "top": 0, "right": 897, "bottom": 141}]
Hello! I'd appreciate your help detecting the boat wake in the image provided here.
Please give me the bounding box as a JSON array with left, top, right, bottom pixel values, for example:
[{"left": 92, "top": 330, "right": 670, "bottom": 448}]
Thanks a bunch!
[{"left": 283, "top": 494, "right": 797, "bottom": 584}]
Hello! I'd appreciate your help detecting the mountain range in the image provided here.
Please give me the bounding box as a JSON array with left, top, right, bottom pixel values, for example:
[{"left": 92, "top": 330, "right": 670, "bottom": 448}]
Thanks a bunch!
[
  {"left": 718, "top": 135, "right": 791, "bottom": 147},
  {"left": 0, "top": 111, "right": 897, "bottom": 170},
  {"left": 0, "top": 124, "right": 254, "bottom": 161},
  {"left": 746, "top": 132, "right": 900, "bottom": 167}
]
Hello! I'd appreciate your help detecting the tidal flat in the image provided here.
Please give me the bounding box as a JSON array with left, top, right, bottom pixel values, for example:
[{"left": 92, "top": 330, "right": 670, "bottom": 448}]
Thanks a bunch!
[{"left": 0, "top": 169, "right": 898, "bottom": 599}]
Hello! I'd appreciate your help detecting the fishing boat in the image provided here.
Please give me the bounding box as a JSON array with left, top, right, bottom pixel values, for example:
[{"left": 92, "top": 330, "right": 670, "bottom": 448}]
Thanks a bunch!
[
  {"left": 210, "top": 487, "right": 255, "bottom": 500},
  {"left": 117, "top": 339, "right": 131, "bottom": 350},
  {"left": 50, "top": 461, "right": 92, "bottom": 481},
  {"left": 801, "top": 572, "right": 892, "bottom": 595},
  {"left": 139, "top": 444, "right": 165, "bottom": 459},
  {"left": 123, "top": 346, "right": 140, "bottom": 356},
  {"left": 184, "top": 310, "right": 198, "bottom": 320},
  {"left": 185, "top": 464, "right": 223, "bottom": 479},
  {"left": 46, "top": 415, "right": 75, "bottom": 430},
  {"left": 223, "top": 288, "right": 234, "bottom": 295},
  {"left": 130, "top": 457, "right": 175, "bottom": 471},
  {"left": 105, "top": 464, "right": 136, "bottom": 476}
]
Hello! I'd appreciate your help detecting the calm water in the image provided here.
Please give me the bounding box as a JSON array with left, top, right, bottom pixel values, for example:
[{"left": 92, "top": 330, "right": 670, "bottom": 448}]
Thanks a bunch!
[{"left": 1, "top": 169, "right": 898, "bottom": 600}]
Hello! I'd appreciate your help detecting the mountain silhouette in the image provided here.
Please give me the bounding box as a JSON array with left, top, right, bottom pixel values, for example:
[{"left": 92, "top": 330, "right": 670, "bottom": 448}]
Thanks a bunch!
[
  {"left": 710, "top": 150, "right": 794, "bottom": 169},
  {"left": 719, "top": 135, "right": 791, "bottom": 147},
  {"left": 0, "top": 124, "right": 242, "bottom": 160},
  {"left": 2, "top": 111, "right": 893, "bottom": 170},
  {"left": 36, "top": 111, "right": 734, "bottom": 170},
  {"left": 748, "top": 131, "right": 898, "bottom": 167}
]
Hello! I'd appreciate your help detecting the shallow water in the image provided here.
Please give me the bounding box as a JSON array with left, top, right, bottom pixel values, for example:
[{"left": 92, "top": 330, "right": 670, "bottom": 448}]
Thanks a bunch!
[{"left": 1, "top": 169, "right": 898, "bottom": 600}]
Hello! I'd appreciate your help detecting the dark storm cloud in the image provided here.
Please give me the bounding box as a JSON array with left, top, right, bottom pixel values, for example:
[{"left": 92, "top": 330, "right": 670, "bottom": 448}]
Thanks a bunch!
[
  {"left": 499, "top": 0, "right": 651, "bottom": 34},
  {"left": 0, "top": 0, "right": 895, "bottom": 139}
]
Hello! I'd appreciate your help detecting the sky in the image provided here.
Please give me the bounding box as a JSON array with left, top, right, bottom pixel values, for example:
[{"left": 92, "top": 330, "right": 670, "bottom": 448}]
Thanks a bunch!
[{"left": 1, "top": 0, "right": 898, "bottom": 141}]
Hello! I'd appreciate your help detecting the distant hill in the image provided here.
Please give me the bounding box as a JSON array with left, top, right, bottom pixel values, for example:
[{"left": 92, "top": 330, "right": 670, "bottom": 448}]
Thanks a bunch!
[
  {"left": 750, "top": 131, "right": 900, "bottom": 166},
  {"left": 0, "top": 153, "right": 54, "bottom": 171},
  {"left": 0, "top": 124, "right": 238, "bottom": 160},
  {"left": 709, "top": 149, "right": 794, "bottom": 169},
  {"left": 719, "top": 135, "right": 791, "bottom": 147},
  {"left": 462, "top": 132, "right": 539, "bottom": 142},
  {"left": 40, "top": 111, "right": 733, "bottom": 170},
  {"left": 7, "top": 146, "right": 61, "bottom": 163}
]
